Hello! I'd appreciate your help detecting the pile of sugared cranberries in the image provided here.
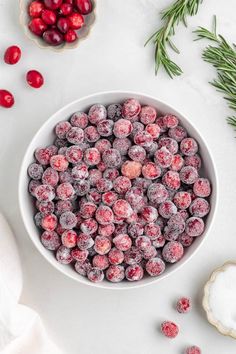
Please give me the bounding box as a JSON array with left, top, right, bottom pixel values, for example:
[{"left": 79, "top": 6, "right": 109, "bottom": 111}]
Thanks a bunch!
[
  {"left": 28, "top": 98, "right": 212, "bottom": 283},
  {"left": 28, "top": 0, "right": 93, "bottom": 46}
]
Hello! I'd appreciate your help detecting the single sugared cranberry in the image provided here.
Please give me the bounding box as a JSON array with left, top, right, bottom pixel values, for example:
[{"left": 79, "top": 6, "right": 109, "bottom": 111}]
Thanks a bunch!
[
  {"left": 113, "top": 137, "right": 131, "bottom": 156},
  {"left": 176, "top": 297, "right": 191, "bottom": 313},
  {"left": 178, "top": 232, "right": 193, "bottom": 247},
  {"left": 140, "top": 106, "right": 157, "bottom": 125},
  {"left": 145, "top": 123, "right": 161, "bottom": 140},
  {"left": 112, "top": 176, "right": 131, "bottom": 194},
  {"left": 106, "top": 265, "right": 125, "bottom": 283},
  {"left": 146, "top": 257, "right": 165, "bottom": 276},
  {"left": 87, "top": 268, "right": 104, "bottom": 282},
  {"left": 80, "top": 202, "right": 96, "bottom": 219},
  {"left": 28, "top": 163, "right": 43, "bottom": 180},
  {"left": 162, "top": 241, "right": 184, "bottom": 263},
  {"left": 37, "top": 200, "right": 55, "bottom": 215},
  {"left": 60, "top": 211, "right": 77, "bottom": 229},
  {"left": 142, "top": 206, "right": 158, "bottom": 223},
  {"left": 42, "top": 167, "right": 58, "bottom": 186},
  {"left": 121, "top": 160, "right": 142, "bottom": 179},
  {"left": 159, "top": 137, "right": 178, "bottom": 154},
  {"left": 142, "top": 162, "right": 161, "bottom": 180},
  {"left": 162, "top": 171, "right": 180, "bottom": 191},
  {"left": 96, "top": 178, "right": 112, "bottom": 193},
  {"left": 29, "top": 1, "right": 44, "bottom": 17},
  {"left": 57, "top": 17, "right": 69, "bottom": 33},
  {"left": 50, "top": 154, "right": 68, "bottom": 171},
  {"left": 88, "top": 169, "right": 102, "bottom": 186},
  {"left": 152, "top": 234, "right": 166, "bottom": 248},
  {"left": 113, "top": 199, "right": 132, "bottom": 218},
  {"left": 59, "top": 170, "right": 73, "bottom": 184},
  {"left": 35, "top": 184, "right": 55, "bottom": 201},
  {"left": 193, "top": 178, "right": 211, "bottom": 197},
  {"left": 84, "top": 148, "right": 101, "bottom": 166},
  {"left": 113, "top": 234, "right": 132, "bottom": 251},
  {"left": 164, "top": 214, "right": 185, "bottom": 241},
  {"left": 61, "top": 229, "right": 77, "bottom": 248},
  {"left": 189, "top": 198, "right": 210, "bottom": 217},
  {"left": 108, "top": 248, "right": 124, "bottom": 265},
  {"left": 171, "top": 154, "right": 184, "bottom": 171},
  {"left": 147, "top": 183, "right": 168, "bottom": 204},
  {"left": 43, "top": 29, "right": 64, "bottom": 45},
  {"left": 103, "top": 168, "right": 119, "bottom": 182},
  {"left": 95, "top": 139, "right": 111, "bottom": 155},
  {"left": 130, "top": 121, "right": 144, "bottom": 138},
  {"left": 95, "top": 205, "right": 114, "bottom": 225},
  {"left": 142, "top": 245, "right": 157, "bottom": 260},
  {"left": 88, "top": 104, "right": 107, "bottom": 125},
  {"left": 144, "top": 223, "right": 161, "bottom": 240},
  {"left": 26, "top": 70, "right": 44, "bottom": 89},
  {"left": 44, "top": 0, "right": 62, "bottom": 10},
  {"left": 155, "top": 116, "right": 168, "bottom": 132},
  {"left": 0, "top": 89, "right": 14, "bottom": 108},
  {"left": 41, "top": 9, "right": 56, "bottom": 24},
  {"left": 92, "top": 254, "right": 109, "bottom": 270},
  {"left": 71, "top": 163, "right": 89, "bottom": 181},
  {"left": 180, "top": 138, "right": 198, "bottom": 156},
  {"left": 94, "top": 236, "right": 111, "bottom": 255},
  {"left": 185, "top": 217, "right": 204, "bottom": 237},
  {"left": 107, "top": 103, "right": 122, "bottom": 119},
  {"left": 41, "top": 230, "right": 61, "bottom": 250},
  {"left": 68, "top": 12, "right": 84, "bottom": 29},
  {"left": 185, "top": 154, "right": 202, "bottom": 170},
  {"left": 75, "top": 0, "right": 93, "bottom": 14},
  {"left": 64, "top": 29, "right": 78, "bottom": 43},
  {"left": 41, "top": 213, "right": 57, "bottom": 231},
  {"left": 4, "top": 46, "right": 21, "bottom": 65},
  {"left": 65, "top": 146, "right": 83, "bottom": 164},
  {"left": 173, "top": 191, "right": 191, "bottom": 210},
  {"left": 70, "top": 111, "right": 88, "bottom": 128},
  {"left": 180, "top": 166, "right": 198, "bottom": 185},
  {"left": 29, "top": 18, "right": 47, "bottom": 36},
  {"left": 101, "top": 191, "right": 117, "bottom": 206},
  {"left": 168, "top": 125, "right": 187, "bottom": 142},
  {"left": 98, "top": 223, "right": 115, "bottom": 237},
  {"left": 127, "top": 223, "right": 143, "bottom": 239},
  {"left": 113, "top": 119, "right": 133, "bottom": 138},
  {"left": 122, "top": 98, "right": 141, "bottom": 120},
  {"left": 77, "top": 233, "right": 94, "bottom": 250},
  {"left": 134, "top": 131, "right": 153, "bottom": 148},
  {"left": 97, "top": 119, "right": 113, "bottom": 137},
  {"left": 135, "top": 235, "right": 151, "bottom": 250},
  {"left": 185, "top": 346, "right": 201, "bottom": 354},
  {"left": 29, "top": 180, "right": 41, "bottom": 196},
  {"left": 128, "top": 145, "right": 146, "bottom": 163},
  {"left": 163, "top": 114, "right": 179, "bottom": 128},
  {"left": 66, "top": 126, "right": 84, "bottom": 144},
  {"left": 80, "top": 218, "right": 98, "bottom": 234},
  {"left": 87, "top": 189, "right": 101, "bottom": 204},
  {"left": 161, "top": 321, "right": 179, "bottom": 338},
  {"left": 71, "top": 248, "right": 88, "bottom": 263},
  {"left": 102, "top": 148, "right": 121, "bottom": 168},
  {"left": 84, "top": 126, "right": 100, "bottom": 143},
  {"left": 125, "top": 264, "right": 144, "bottom": 281},
  {"left": 59, "top": 3, "right": 72, "bottom": 16},
  {"left": 154, "top": 147, "right": 173, "bottom": 168},
  {"left": 56, "top": 245, "right": 73, "bottom": 264}
]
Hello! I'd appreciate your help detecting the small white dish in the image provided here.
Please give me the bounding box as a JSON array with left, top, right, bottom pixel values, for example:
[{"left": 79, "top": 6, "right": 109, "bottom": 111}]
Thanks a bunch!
[
  {"left": 203, "top": 261, "right": 236, "bottom": 339},
  {"left": 19, "top": 0, "right": 96, "bottom": 52},
  {"left": 18, "top": 91, "right": 218, "bottom": 289}
]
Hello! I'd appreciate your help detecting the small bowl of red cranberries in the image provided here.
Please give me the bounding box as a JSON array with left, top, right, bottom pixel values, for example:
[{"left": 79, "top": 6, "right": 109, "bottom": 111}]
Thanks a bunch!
[
  {"left": 19, "top": 0, "right": 95, "bottom": 50},
  {"left": 19, "top": 92, "right": 217, "bottom": 289}
]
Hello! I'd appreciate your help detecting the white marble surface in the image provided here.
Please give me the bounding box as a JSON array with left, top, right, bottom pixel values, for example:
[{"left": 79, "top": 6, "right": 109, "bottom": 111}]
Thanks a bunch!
[{"left": 1, "top": 0, "right": 236, "bottom": 353}]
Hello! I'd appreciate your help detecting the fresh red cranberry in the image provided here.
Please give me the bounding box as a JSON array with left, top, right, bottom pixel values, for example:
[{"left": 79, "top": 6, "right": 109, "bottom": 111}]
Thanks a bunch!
[
  {"left": 28, "top": 18, "right": 47, "bottom": 36},
  {"left": 64, "top": 29, "right": 78, "bottom": 43},
  {"left": 28, "top": 1, "right": 44, "bottom": 17},
  {"left": 75, "top": 0, "right": 92, "bottom": 14},
  {"left": 59, "top": 3, "right": 73, "bottom": 15},
  {"left": 43, "top": 29, "right": 64, "bottom": 45},
  {"left": 161, "top": 321, "right": 179, "bottom": 338},
  {"left": 4, "top": 46, "right": 21, "bottom": 65},
  {"left": 0, "top": 90, "right": 14, "bottom": 108},
  {"left": 41, "top": 9, "right": 56, "bottom": 25},
  {"left": 68, "top": 12, "right": 84, "bottom": 30},
  {"left": 57, "top": 17, "right": 69, "bottom": 33},
  {"left": 44, "top": 0, "right": 62, "bottom": 10},
  {"left": 26, "top": 70, "right": 44, "bottom": 89}
]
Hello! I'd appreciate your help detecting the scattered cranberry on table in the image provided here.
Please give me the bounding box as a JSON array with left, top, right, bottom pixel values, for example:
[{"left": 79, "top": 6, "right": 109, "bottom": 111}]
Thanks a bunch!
[
  {"left": 0, "top": 90, "right": 15, "bottom": 108},
  {"left": 27, "top": 0, "right": 93, "bottom": 46},
  {"left": 27, "top": 98, "right": 212, "bottom": 283},
  {"left": 4, "top": 45, "right": 21, "bottom": 65},
  {"left": 185, "top": 346, "right": 201, "bottom": 354},
  {"left": 26, "top": 70, "right": 44, "bottom": 88},
  {"left": 176, "top": 297, "right": 191, "bottom": 313},
  {"left": 161, "top": 321, "right": 179, "bottom": 338}
]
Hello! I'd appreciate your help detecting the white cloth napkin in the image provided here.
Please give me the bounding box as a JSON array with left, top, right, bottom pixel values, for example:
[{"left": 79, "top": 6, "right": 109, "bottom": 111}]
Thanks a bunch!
[{"left": 0, "top": 213, "right": 62, "bottom": 354}]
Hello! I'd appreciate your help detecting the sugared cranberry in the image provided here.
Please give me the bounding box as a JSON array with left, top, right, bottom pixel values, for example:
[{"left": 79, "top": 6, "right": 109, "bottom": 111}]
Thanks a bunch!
[
  {"left": 185, "top": 346, "right": 201, "bottom": 354},
  {"left": 121, "top": 160, "right": 142, "bottom": 179},
  {"left": 173, "top": 191, "right": 191, "bottom": 210},
  {"left": 189, "top": 198, "right": 210, "bottom": 217},
  {"left": 64, "top": 29, "right": 78, "bottom": 43},
  {"left": 185, "top": 217, "right": 204, "bottom": 237},
  {"left": 113, "top": 199, "right": 132, "bottom": 218},
  {"left": 142, "top": 206, "right": 158, "bottom": 223},
  {"left": 35, "top": 184, "right": 55, "bottom": 202},
  {"left": 180, "top": 138, "right": 198, "bottom": 156},
  {"left": 125, "top": 264, "right": 144, "bottom": 281},
  {"left": 94, "top": 236, "right": 111, "bottom": 255},
  {"left": 29, "top": 18, "right": 47, "bottom": 36},
  {"left": 144, "top": 223, "right": 161, "bottom": 240},
  {"left": 142, "top": 162, "right": 161, "bottom": 180},
  {"left": 161, "top": 321, "right": 179, "bottom": 338},
  {"left": 92, "top": 254, "right": 109, "bottom": 270},
  {"left": 122, "top": 98, "right": 141, "bottom": 120},
  {"left": 134, "top": 131, "right": 153, "bottom": 148},
  {"left": 56, "top": 245, "right": 73, "bottom": 264},
  {"left": 113, "top": 234, "right": 132, "bottom": 251},
  {"left": 26, "top": 70, "right": 44, "bottom": 89},
  {"left": 87, "top": 268, "right": 104, "bottom": 282},
  {"left": 178, "top": 232, "right": 193, "bottom": 247},
  {"left": 75, "top": 0, "right": 93, "bottom": 14},
  {"left": 113, "top": 119, "right": 133, "bottom": 138},
  {"left": 185, "top": 154, "right": 202, "bottom": 170},
  {"left": 163, "top": 114, "right": 178, "bottom": 128},
  {"left": 106, "top": 265, "right": 125, "bottom": 283},
  {"left": 84, "top": 148, "right": 101, "bottom": 166},
  {"left": 61, "top": 229, "right": 77, "bottom": 248},
  {"left": 71, "top": 248, "right": 88, "bottom": 263},
  {"left": 80, "top": 218, "right": 98, "bottom": 234},
  {"left": 162, "top": 171, "right": 180, "bottom": 190},
  {"left": 162, "top": 241, "right": 184, "bottom": 263},
  {"left": 42, "top": 167, "right": 59, "bottom": 186},
  {"left": 180, "top": 166, "right": 198, "bottom": 185},
  {"left": 75, "top": 259, "right": 92, "bottom": 276},
  {"left": 102, "top": 148, "right": 121, "bottom": 168},
  {"left": 95, "top": 205, "right": 114, "bottom": 225},
  {"left": 60, "top": 211, "right": 77, "bottom": 229},
  {"left": 176, "top": 297, "right": 191, "bottom": 313},
  {"left": 44, "top": 0, "right": 62, "bottom": 10},
  {"left": 193, "top": 178, "right": 211, "bottom": 197},
  {"left": 97, "top": 119, "right": 113, "bottom": 137},
  {"left": 147, "top": 183, "right": 168, "bottom": 204},
  {"left": 168, "top": 125, "right": 187, "bottom": 141},
  {"left": 171, "top": 154, "right": 184, "bottom": 171},
  {"left": 146, "top": 257, "right": 165, "bottom": 276},
  {"left": 4, "top": 46, "right": 21, "bottom": 65},
  {"left": 0, "top": 89, "right": 14, "bottom": 108},
  {"left": 41, "top": 230, "right": 60, "bottom": 250},
  {"left": 77, "top": 233, "right": 94, "bottom": 250},
  {"left": 43, "top": 29, "right": 64, "bottom": 45},
  {"left": 154, "top": 147, "right": 173, "bottom": 168},
  {"left": 50, "top": 154, "right": 68, "bottom": 171}
]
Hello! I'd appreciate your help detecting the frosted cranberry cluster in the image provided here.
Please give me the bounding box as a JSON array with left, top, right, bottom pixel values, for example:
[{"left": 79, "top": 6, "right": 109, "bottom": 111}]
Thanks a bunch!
[{"left": 28, "top": 98, "right": 211, "bottom": 283}]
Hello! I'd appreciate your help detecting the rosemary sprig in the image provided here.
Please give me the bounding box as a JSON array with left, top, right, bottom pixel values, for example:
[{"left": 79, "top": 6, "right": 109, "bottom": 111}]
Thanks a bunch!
[
  {"left": 145, "top": 0, "right": 203, "bottom": 78},
  {"left": 194, "top": 16, "right": 236, "bottom": 131}
]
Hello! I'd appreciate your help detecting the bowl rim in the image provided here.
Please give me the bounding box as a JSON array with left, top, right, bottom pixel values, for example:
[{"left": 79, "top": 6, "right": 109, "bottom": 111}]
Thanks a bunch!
[
  {"left": 18, "top": 90, "right": 219, "bottom": 290},
  {"left": 19, "top": 0, "right": 97, "bottom": 52}
]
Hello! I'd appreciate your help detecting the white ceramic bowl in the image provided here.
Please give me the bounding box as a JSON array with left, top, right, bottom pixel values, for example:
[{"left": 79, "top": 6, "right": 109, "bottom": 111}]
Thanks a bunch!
[
  {"left": 19, "top": 0, "right": 96, "bottom": 52},
  {"left": 18, "top": 91, "right": 218, "bottom": 289}
]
